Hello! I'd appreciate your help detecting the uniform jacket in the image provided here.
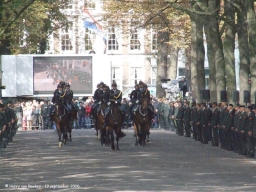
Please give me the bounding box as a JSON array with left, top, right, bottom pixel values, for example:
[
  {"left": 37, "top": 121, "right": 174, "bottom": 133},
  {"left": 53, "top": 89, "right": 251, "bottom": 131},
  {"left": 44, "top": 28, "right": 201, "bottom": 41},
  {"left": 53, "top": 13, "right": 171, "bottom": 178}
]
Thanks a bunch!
[
  {"left": 101, "top": 90, "right": 110, "bottom": 103},
  {"left": 183, "top": 106, "right": 191, "bottom": 122},
  {"left": 41, "top": 104, "right": 49, "bottom": 117},
  {"left": 130, "top": 89, "right": 139, "bottom": 103},
  {"left": 65, "top": 89, "right": 73, "bottom": 103},
  {"left": 224, "top": 109, "right": 234, "bottom": 130},
  {"left": 0, "top": 111, "right": 6, "bottom": 130},
  {"left": 176, "top": 106, "right": 184, "bottom": 120},
  {"left": 211, "top": 108, "right": 219, "bottom": 127},
  {"left": 234, "top": 111, "right": 241, "bottom": 130},
  {"left": 238, "top": 111, "right": 247, "bottom": 131},
  {"left": 246, "top": 112, "right": 254, "bottom": 133},
  {"left": 200, "top": 108, "right": 209, "bottom": 126},
  {"left": 195, "top": 109, "right": 201, "bottom": 124},
  {"left": 109, "top": 89, "right": 122, "bottom": 103}
]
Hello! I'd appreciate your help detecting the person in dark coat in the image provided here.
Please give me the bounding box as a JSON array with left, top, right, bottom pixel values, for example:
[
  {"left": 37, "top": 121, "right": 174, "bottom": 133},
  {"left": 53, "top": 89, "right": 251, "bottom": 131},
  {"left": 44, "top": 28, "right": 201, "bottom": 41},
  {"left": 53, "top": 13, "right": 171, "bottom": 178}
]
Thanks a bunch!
[
  {"left": 194, "top": 103, "right": 201, "bottom": 141},
  {"left": 245, "top": 106, "right": 254, "bottom": 157},
  {"left": 175, "top": 101, "right": 184, "bottom": 136},
  {"left": 200, "top": 103, "right": 209, "bottom": 144},
  {"left": 168, "top": 101, "right": 175, "bottom": 131},
  {"left": 223, "top": 104, "right": 234, "bottom": 150},
  {"left": 219, "top": 102, "right": 229, "bottom": 148},
  {"left": 232, "top": 105, "right": 240, "bottom": 153},
  {"left": 183, "top": 101, "right": 191, "bottom": 137},
  {"left": 190, "top": 101, "right": 197, "bottom": 139},
  {"left": 210, "top": 102, "right": 219, "bottom": 146},
  {"left": 237, "top": 105, "right": 247, "bottom": 155}
]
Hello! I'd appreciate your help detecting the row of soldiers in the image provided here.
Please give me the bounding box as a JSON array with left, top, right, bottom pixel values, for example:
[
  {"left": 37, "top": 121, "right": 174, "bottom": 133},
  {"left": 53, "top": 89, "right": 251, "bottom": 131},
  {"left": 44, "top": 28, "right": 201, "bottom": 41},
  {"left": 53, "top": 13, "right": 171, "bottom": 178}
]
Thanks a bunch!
[
  {"left": 0, "top": 100, "right": 18, "bottom": 154},
  {"left": 159, "top": 100, "right": 256, "bottom": 158}
]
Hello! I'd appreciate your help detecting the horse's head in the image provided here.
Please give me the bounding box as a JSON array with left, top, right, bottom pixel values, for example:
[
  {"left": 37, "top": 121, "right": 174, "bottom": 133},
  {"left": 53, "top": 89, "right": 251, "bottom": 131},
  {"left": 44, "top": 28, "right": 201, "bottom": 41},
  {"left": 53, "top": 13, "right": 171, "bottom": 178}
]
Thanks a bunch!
[{"left": 141, "top": 98, "right": 148, "bottom": 110}]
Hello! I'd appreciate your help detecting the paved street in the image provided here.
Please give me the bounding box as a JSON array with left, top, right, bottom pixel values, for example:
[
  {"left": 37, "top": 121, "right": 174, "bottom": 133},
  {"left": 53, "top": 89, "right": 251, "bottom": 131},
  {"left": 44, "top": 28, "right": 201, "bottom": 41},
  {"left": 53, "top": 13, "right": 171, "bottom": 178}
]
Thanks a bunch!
[{"left": 1, "top": 128, "right": 256, "bottom": 191}]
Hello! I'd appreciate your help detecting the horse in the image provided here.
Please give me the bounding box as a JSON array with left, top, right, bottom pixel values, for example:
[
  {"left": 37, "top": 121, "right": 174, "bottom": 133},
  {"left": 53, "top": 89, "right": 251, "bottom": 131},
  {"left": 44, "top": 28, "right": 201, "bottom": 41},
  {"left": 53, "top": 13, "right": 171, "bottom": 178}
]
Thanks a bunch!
[
  {"left": 53, "top": 97, "right": 69, "bottom": 147},
  {"left": 95, "top": 101, "right": 108, "bottom": 146},
  {"left": 66, "top": 105, "right": 77, "bottom": 142},
  {"left": 133, "top": 97, "right": 151, "bottom": 146},
  {"left": 107, "top": 100, "right": 126, "bottom": 150}
]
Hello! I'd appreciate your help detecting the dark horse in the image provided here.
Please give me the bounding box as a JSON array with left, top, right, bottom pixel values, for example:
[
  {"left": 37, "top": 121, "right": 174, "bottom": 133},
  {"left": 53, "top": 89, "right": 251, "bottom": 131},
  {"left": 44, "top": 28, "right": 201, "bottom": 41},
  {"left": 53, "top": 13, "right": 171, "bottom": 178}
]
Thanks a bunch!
[
  {"left": 53, "top": 95, "right": 69, "bottom": 147},
  {"left": 107, "top": 100, "right": 126, "bottom": 150},
  {"left": 95, "top": 101, "right": 108, "bottom": 146},
  {"left": 66, "top": 106, "right": 77, "bottom": 142},
  {"left": 133, "top": 97, "right": 151, "bottom": 146}
]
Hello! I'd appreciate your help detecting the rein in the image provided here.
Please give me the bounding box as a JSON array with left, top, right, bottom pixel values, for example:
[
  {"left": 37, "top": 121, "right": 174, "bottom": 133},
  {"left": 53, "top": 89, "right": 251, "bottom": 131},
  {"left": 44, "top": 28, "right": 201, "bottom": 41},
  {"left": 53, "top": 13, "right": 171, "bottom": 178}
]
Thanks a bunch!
[{"left": 139, "top": 105, "right": 148, "bottom": 117}]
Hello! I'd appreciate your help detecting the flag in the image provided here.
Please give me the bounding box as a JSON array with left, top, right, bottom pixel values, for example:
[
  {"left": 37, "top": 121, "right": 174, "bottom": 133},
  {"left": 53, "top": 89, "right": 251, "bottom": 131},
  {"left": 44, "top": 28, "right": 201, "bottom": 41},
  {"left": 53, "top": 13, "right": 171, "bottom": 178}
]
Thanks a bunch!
[{"left": 83, "top": 20, "right": 101, "bottom": 33}]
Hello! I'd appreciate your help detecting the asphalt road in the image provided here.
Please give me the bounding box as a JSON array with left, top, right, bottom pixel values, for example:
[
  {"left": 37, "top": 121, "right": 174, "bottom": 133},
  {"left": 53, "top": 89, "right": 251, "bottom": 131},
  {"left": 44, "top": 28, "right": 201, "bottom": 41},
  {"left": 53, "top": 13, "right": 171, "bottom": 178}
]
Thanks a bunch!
[{"left": 1, "top": 128, "right": 256, "bottom": 191}]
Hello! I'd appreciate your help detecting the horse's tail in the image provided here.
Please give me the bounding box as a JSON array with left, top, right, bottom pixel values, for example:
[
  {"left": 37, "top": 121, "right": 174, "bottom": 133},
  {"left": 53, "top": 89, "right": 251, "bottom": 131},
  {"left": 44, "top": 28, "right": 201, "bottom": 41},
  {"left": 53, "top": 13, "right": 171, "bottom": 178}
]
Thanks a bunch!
[{"left": 118, "top": 131, "right": 126, "bottom": 138}]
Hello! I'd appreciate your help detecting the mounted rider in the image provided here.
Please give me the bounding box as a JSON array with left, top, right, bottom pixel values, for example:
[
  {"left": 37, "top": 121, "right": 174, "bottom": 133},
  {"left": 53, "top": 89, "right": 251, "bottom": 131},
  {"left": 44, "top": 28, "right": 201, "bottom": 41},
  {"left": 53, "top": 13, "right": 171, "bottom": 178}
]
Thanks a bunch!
[
  {"left": 49, "top": 82, "right": 65, "bottom": 120},
  {"left": 129, "top": 84, "right": 139, "bottom": 121},
  {"left": 104, "top": 82, "right": 123, "bottom": 128},
  {"left": 64, "top": 82, "right": 76, "bottom": 114},
  {"left": 137, "top": 81, "right": 154, "bottom": 121},
  {"left": 92, "top": 82, "right": 104, "bottom": 120}
]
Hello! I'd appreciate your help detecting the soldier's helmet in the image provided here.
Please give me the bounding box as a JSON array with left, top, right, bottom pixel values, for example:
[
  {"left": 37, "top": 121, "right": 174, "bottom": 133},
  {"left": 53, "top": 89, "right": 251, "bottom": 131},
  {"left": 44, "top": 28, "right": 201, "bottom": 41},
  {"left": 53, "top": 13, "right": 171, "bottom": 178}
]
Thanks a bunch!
[
  {"left": 134, "top": 84, "right": 139, "bottom": 88},
  {"left": 112, "top": 82, "right": 117, "bottom": 87},
  {"left": 139, "top": 81, "right": 144, "bottom": 85},
  {"left": 57, "top": 83, "right": 62, "bottom": 88},
  {"left": 59, "top": 81, "right": 66, "bottom": 88},
  {"left": 100, "top": 81, "right": 104, "bottom": 86},
  {"left": 103, "top": 84, "right": 108, "bottom": 88},
  {"left": 65, "top": 83, "right": 70, "bottom": 87}
]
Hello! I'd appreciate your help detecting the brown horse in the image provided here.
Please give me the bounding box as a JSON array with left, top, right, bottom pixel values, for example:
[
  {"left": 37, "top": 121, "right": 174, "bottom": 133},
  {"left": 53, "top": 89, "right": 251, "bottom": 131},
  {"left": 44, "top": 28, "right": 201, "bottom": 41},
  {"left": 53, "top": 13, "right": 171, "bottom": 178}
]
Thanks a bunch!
[
  {"left": 53, "top": 99, "right": 69, "bottom": 147},
  {"left": 66, "top": 106, "right": 77, "bottom": 142},
  {"left": 95, "top": 101, "right": 108, "bottom": 146},
  {"left": 107, "top": 100, "right": 126, "bottom": 150},
  {"left": 133, "top": 98, "right": 151, "bottom": 146}
]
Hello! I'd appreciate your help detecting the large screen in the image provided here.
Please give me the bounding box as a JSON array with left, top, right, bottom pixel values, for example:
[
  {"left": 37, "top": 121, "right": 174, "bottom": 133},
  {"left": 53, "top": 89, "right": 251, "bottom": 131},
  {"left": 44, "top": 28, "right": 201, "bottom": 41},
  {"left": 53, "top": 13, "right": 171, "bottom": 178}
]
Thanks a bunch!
[{"left": 33, "top": 56, "right": 92, "bottom": 94}]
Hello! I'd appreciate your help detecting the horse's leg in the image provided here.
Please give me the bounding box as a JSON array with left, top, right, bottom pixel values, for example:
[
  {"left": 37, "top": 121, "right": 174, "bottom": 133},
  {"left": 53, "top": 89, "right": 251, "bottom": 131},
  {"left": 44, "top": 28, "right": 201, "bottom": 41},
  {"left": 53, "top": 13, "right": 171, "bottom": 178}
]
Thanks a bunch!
[
  {"left": 56, "top": 124, "right": 62, "bottom": 147},
  {"left": 69, "top": 128, "right": 72, "bottom": 142},
  {"left": 105, "top": 127, "right": 109, "bottom": 146},
  {"left": 138, "top": 124, "right": 143, "bottom": 145},
  {"left": 134, "top": 123, "right": 138, "bottom": 146},
  {"left": 146, "top": 123, "right": 150, "bottom": 143}
]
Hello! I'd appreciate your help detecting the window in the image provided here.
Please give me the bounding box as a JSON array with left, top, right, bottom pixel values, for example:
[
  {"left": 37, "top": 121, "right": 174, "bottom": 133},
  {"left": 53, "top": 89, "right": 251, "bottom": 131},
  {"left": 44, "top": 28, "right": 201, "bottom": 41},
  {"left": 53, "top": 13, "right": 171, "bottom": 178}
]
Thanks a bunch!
[
  {"left": 61, "top": 22, "right": 73, "bottom": 51},
  {"left": 84, "top": 28, "right": 96, "bottom": 51},
  {"left": 130, "top": 67, "right": 142, "bottom": 85},
  {"left": 130, "top": 29, "right": 141, "bottom": 50},
  {"left": 151, "top": 67, "right": 157, "bottom": 85},
  {"left": 112, "top": 67, "right": 121, "bottom": 90},
  {"left": 107, "top": 28, "right": 119, "bottom": 50},
  {"left": 151, "top": 28, "right": 157, "bottom": 51},
  {"left": 178, "top": 68, "right": 185, "bottom": 77},
  {"left": 84, "top": 0, "right": 96, "bottom": 9}
]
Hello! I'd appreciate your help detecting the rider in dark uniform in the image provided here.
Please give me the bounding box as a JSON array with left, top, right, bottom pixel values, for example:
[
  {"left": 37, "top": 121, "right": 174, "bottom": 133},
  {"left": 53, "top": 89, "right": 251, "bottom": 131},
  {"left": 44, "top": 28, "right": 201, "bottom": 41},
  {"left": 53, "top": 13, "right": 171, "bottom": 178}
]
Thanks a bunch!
[
  {"left": 129, "top": 84, "right": 139, "bottom": 121},
  {"left": 137, "top": 81, "right": 154, "bottom": 121},
  {"left": 49, "top": 83, "right": 64, "bottom": 120},
  {"left": 104, "top": 82, "right": 123, "bottom": 128},
  {"left": 92, "top": 82, "right": 104, "bottom": 120},
  {"left": 64, "top": 83, "right": 75, "bottom": 113}
]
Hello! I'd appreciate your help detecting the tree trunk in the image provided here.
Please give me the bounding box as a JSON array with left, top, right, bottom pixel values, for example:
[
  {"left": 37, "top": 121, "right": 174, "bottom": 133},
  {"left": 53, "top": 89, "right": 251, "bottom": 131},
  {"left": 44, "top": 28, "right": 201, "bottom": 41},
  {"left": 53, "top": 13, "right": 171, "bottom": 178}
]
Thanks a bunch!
[
  {"left": 190, "top": 12, "right": 199, "bottom": 101},
  {"left": 211, "top": 1, "right": 226, "bottom": 103},
  {"left": 246, "top": 0, "right": 256, "bottom": 103},
  {"left": 167, "top": 45, "right": 179, "bottom": 80},
  {"left": 237, "top": 0, "right": 250, "bottom": 105},
  {"left": 196, "top": 11, "right": 205, "bottom": 101},
  {"left": 156, "top": 31, "right": 169, "bottom": 98},
  {"left": 223, "top": 0, "right": 236, "bottom": 104},
  {"left": 204, "top": 12, "right": 217, "bottom": 102}
]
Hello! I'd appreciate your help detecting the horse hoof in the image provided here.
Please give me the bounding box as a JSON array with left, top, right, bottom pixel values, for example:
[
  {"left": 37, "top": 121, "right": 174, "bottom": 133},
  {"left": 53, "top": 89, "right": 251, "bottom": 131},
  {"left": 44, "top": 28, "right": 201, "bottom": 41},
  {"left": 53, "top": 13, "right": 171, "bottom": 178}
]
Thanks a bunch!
[
  {"left": 116, "top": 148, "right": 120, "bottom": 151},
  {"left": 111, "top": 146, "right": 115, "bottom": 150},
  {"left": 70, "top": 139, "right": 72, "bottom": 142},
  {"left": 58, "top": 142, "right": 62, "bottom": 147},
  {"left": 147, "top": 139, "right": 150, "bottom": 143}
]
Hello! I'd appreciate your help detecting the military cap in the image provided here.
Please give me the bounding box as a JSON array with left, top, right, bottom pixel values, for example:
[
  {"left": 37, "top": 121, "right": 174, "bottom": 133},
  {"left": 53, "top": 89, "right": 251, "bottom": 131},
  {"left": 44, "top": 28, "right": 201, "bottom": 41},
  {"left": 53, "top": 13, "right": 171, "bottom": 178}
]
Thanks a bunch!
[
  {"left": 112, "top": 82, "right": 117, "bottom": 87},
  {"left": 65, "top": 83, "right": 70, "bottom": 87},
  {"left": 57, "top": 83, "right": 62, "bottom": 88},
  {"left": 139, "top": 80, "right": 144, "bottom": 85}
]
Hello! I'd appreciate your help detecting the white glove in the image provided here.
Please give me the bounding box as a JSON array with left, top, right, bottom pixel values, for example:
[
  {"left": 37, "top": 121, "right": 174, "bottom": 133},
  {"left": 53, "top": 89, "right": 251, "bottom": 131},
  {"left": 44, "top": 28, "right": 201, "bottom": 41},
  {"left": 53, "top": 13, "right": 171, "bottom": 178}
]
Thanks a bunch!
[
  {"left": 136, "top": 100, "right": 139, "bottom": 104},
  {"left": 107, "top": 102, "right": 111, "bottom": 105}
]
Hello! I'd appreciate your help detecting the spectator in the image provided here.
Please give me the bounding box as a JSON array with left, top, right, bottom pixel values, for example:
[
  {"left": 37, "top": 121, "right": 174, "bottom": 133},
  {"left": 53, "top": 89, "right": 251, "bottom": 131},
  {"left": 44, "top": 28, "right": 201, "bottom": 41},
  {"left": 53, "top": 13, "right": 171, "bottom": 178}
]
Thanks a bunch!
[
  {"left": 77, "top": 102, "right": 85, "bottom": 129},
  {"left": 26, "top": 105, "right": 33, "bottom": 130},
  {"left": 85, "top": 102, "right": 92, "bottom": 129}
]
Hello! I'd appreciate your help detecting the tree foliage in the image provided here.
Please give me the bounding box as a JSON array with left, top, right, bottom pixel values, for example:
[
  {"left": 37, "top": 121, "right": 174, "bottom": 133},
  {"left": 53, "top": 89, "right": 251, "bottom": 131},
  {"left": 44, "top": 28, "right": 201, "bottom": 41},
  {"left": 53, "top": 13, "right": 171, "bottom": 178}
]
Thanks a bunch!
[{"left": 0, "top": 0, "right": 71, "bottom": 54}]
